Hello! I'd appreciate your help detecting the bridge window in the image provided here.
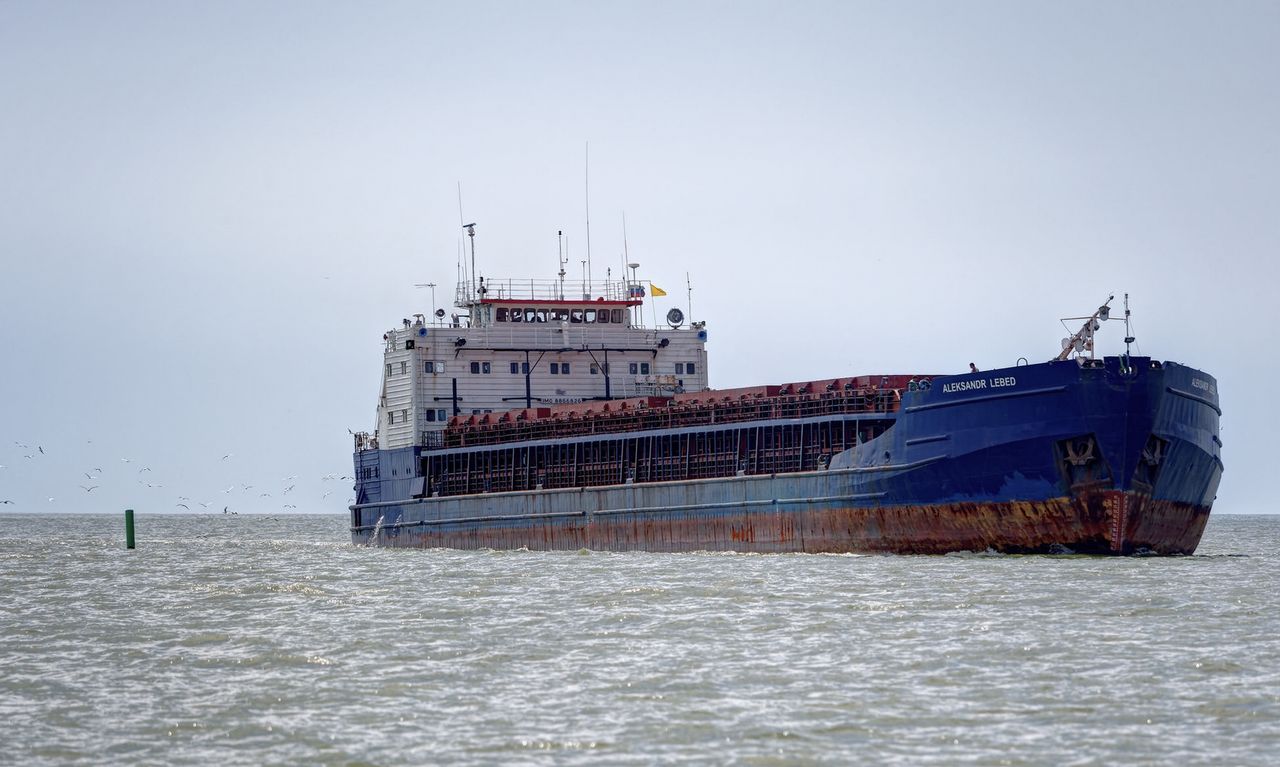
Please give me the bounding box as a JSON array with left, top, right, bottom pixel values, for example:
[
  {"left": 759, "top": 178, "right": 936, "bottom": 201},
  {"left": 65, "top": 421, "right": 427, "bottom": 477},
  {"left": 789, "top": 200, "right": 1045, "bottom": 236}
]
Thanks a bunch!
[
  {"left": 524, "top": 308, "right": 537, "bottom": 322},
  {"left": 585, "top": 309, "right": 596, "bottom": 322},
  {"left": 629, "top": 362, "right": 637, "bottom": 375},
  {"left": 551, "top": 308, "right": 569, "bottom": 321},
  {"left": 400, "top": 361, "right": 407, "bottom": 375},
  {"left": 611, "top": 309, "right": 624, "bottom": 323},
  {"left": 470, "top": 361, "right": 490, "bottom": 374},
  {"left": 562, "top": 362, "right": 570, "bottom": 374},
  {"left": 437, "top": 409, "right": 447, "bottom": 421},
  {"left": 590, "top": 363, "right": 598, "bottom": 375},
  {"left": 496, "top": 308, "right": 509, "bottom": 322},
  {"left": 570, "top": 309, "right": 584, "bottom": 323},
  {"left": 686, "top": 362, "right": 696, "bottom": 374},
  {"left": 597, "top": 311, "right": 610, "bottom": 324},
  {"left": 510, "top": 309, "right": 523, "bottom": 323},
  {"left": 641, "top": 362, "right": 650, "bottom": 374},
  {"left": 535, "top": 309, "right": 548, "bottom": 322},
  {"left": 510, "top": 362, "right": 519, "bottom": 374},
  {"left": 386, "top": 363, "right": 392, "bottom": 377},
  {"left": 550, "top": 363, "right": 559, "bottom": 374}
]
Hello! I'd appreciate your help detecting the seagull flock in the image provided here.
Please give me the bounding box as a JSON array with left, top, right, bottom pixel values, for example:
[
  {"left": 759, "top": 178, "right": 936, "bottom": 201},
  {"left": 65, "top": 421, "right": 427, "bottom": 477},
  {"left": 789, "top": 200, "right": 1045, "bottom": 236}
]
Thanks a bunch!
[{"left": 1, "top": 441, "right": 355, "bottom": 512}]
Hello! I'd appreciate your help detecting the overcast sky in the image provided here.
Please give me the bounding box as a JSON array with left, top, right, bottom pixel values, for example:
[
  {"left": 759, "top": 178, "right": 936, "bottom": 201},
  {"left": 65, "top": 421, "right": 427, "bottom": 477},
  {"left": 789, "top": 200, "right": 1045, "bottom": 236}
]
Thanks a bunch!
[{"left": 1, "top": 1, "right": 1276, "bottom": 514}]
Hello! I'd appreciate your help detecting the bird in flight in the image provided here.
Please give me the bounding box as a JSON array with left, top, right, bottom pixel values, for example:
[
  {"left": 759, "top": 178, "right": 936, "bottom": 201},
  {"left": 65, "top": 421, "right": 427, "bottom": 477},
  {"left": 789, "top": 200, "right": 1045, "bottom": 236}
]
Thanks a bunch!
[
  {"left": 221, "top": 454, "right": 233, "bottom": 461},
  {"left": 84, "top": 472, "right": 98, "bottom": 480},
  {"left": 38, "top": 446, "right": 44, "bottom": 454},
  {"left": 79, "top": 485, "right": 99, "bottom": 493},
  {"left": 138, "top": 467, "right": 151, "bottom": 473},
  {"left": 176, "top": 503, "right": 190, "bottom": 510},
  {"left": 1, "top": 500, "right": 14, "bottom": 505},
  {"left": 121, "top": 458, "right": 132, "bottom": 463}
]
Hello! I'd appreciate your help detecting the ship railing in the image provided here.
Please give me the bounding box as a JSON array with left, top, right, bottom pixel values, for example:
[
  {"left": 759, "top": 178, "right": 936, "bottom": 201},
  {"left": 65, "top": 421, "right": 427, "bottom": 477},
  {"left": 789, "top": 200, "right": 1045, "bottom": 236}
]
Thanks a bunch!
[
  {"left": 456, "top": 278, "right": 636, "bottom": 305},
  {"left": 439, "top": 388, "right": 904, "bottom": 449},
  {"left": 354, "top": 431, "right": 378, "bottom": 452}
]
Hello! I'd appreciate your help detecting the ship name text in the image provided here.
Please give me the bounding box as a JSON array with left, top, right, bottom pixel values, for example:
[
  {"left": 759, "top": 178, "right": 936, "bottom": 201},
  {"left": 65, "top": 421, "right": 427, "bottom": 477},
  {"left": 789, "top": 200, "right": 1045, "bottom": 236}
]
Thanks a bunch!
[
  {"left": 941, "top": 376, "right": 1017, "bottom": 394},
  {"left": 1191, "top": 378, "right": 1217, "bottom": 397}
]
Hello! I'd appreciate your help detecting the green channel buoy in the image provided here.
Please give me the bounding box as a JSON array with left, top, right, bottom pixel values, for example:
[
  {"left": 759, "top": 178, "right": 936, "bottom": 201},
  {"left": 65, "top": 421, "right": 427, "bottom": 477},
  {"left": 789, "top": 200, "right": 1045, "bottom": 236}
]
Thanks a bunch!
[{"left": 125, "top": 509, "right": 135, "bottom": 549}]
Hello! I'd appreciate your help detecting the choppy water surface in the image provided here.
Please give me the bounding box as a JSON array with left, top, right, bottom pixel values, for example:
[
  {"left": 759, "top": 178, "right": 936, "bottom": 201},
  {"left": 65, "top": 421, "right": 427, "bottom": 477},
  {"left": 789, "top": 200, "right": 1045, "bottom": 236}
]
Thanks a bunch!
[{"left": 2, "top": 513, "right": 1278, "bottom": 765}]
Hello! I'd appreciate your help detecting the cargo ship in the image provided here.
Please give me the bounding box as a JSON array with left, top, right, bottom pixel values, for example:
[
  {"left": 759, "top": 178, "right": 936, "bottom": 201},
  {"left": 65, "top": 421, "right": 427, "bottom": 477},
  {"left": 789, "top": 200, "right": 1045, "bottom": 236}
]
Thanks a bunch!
[{"left": 349, "top": 236, "right": 1222, "bottom": 554}]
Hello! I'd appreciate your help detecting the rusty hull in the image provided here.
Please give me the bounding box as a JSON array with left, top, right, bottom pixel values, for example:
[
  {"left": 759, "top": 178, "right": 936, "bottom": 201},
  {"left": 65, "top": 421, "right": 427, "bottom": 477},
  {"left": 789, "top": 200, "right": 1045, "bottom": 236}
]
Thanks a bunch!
[{"left": 362, "top": 490, "right": 1208, "bottom": 555}]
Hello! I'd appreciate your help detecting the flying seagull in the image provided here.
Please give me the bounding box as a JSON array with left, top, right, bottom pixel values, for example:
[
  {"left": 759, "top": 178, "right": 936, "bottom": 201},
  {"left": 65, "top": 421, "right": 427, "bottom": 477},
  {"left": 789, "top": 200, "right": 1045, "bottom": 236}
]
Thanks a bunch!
[
  {"left": 1, "top": 500, "right": 14, "bottom": 505},
  {"left": 176, "top": 503, "right": 190, "bottom": 510},
  {"left": 221, "top": 454, "right": 233, "bottom": 461},
  {"left": 79, "top": 485, "right": 99, "bottom": 493},
  {"left": 138, "top": 467, "right": 151, "bottom": 473},
  {"left": 38, "top": 446, "right": 44, "bottom": 454}
]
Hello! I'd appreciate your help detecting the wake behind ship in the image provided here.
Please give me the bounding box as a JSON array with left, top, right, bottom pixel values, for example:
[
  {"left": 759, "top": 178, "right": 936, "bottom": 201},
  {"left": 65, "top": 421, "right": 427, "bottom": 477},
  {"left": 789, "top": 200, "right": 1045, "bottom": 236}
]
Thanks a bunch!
[{"left": 349, "top": 237, "right": 1222, "bottom": 554}]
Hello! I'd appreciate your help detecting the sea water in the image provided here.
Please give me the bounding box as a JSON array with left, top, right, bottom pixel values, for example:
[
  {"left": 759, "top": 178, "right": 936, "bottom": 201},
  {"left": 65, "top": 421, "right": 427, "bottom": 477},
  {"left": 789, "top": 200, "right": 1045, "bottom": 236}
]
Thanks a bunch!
[{"left": 2, "top": 513, "right": 1278, "bottom": 765}]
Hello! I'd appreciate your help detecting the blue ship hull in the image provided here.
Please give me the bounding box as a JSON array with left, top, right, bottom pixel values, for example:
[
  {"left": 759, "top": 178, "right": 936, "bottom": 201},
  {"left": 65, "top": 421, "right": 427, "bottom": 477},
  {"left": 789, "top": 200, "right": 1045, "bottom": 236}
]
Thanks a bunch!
[{"left": 350, "top": 357, "right": 1222, "bottom": 554}]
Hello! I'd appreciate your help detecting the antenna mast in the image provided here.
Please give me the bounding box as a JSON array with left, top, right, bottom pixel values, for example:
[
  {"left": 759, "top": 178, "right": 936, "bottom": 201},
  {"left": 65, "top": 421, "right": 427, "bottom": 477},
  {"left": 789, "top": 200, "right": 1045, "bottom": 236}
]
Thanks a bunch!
[
  {"left": 1123, "top": 293, "right": 1135, "bottom": 357},
  {"left": 584, "top": 142, "right": 593, "bottom": 299},
  {"left": 462, "top": 223, "right": 477, "bottom": 301},
  {"left": 557, "top": 230, "right": 566, "bottom": 301},
  {"left": 687, "top": 272, "right": 693, "bottom": 323}
]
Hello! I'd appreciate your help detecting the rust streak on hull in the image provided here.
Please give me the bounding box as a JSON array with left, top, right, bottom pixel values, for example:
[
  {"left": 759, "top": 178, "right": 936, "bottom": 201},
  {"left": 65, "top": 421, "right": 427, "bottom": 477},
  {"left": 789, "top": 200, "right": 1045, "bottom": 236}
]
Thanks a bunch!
[{"left": 364, "top": 492, "right": 1209, "bottom": 555}]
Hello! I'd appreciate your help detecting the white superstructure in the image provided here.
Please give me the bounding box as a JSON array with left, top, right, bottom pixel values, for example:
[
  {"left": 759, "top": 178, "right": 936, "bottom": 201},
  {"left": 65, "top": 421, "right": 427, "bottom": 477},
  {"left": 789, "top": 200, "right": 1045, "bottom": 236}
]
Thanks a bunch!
[{"left": 371, "top": 275, "right": 709, "bottom": 450}]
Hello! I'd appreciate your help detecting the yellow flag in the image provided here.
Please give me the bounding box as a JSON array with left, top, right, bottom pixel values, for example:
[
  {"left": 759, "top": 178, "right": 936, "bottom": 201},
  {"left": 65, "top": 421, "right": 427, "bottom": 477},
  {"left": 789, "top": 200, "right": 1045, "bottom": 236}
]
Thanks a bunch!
[{"left": 650, "top": 284, "right": 668, "bottom": 297}]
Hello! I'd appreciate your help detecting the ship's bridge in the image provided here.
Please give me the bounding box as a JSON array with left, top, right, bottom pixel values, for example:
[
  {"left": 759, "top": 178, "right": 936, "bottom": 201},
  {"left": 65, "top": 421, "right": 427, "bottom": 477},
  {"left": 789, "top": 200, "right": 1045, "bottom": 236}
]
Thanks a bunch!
[
  {"left": 457, "top": 278, "right": 644, "bottom": 329},
  {"left": 367, "top": 275, "right": 708, "bottom": 451}
]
